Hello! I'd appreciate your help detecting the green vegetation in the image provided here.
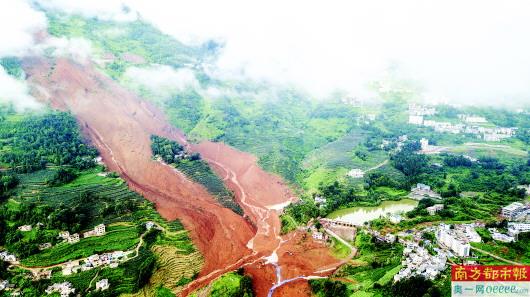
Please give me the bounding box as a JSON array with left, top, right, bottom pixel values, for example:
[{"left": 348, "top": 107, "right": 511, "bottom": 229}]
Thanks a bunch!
[
  {"left": 0, "top": 111, "right": 97, "bottom": 172},
  {"left": 208, "top": 270, "right": 253, "bottom": 297},
  {"left": 150, "top": 135, "right": 242, "bottom": 214},
  {"left": 47, "top": 14, "right": 205, "bottom": 78},
  {"left": 0, "top": 111, "right": 202, "bottom": 296},
  {"left": 0, "top": 56, "right": 24, "bottom": 78}
]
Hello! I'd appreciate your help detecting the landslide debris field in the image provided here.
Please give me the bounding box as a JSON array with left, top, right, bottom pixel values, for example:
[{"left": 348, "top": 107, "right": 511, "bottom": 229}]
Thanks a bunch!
[{"left": 24, "top": 57, "right": 341, "bottom": 297}]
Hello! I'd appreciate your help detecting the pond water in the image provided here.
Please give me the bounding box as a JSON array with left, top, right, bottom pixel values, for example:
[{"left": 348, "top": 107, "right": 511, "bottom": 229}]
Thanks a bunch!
[{"left": 326, "top": 199, "right": 419, "bottom": 225}]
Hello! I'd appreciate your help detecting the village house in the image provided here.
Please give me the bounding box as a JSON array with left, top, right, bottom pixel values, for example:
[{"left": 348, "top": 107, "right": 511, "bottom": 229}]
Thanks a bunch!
[
  {"left": 145, "top": 221, "right": 155, "bottom": 230},
  {"left": 409, "top": 104, "right": 436, "bottom": 116},
  {"left": 389, "top": 214, "right": 402, "bottom": 224},
  {"left": 95, "top": 279, "right": 110, "bottom": 291},
  {"left": 501, "top": 202, "right": 528, "bottom": 221},
  {"left": 17, "top": 225, "right": 32, "bottom": 232},
  {"left": 67, "top": 233, "right": 80, "bottom": 244},
  {"left": 409, "top": 183, "right": 441, "bottom": 200},
  {"left": 516, "top": 185, "right": 530, "bottom": 196},
  {"left": 83, "top": 224, "right": 106, "bottom": 238},
  {"left": 0, "top": 280, "right": 10, "bottom": 291},
  {"left": 347, "top": 169, "right": 364, "bottom": 178},
  {"left": 426, "top": 204, "right": 444, "bottom": 216},
  {"left": 408, "top": 115, "right": 424, "bottom": 125},
  {"left": 45, "top": 282, "right": 75, "bottom": 297},
  {"left": 459, "top": 114, "right": 487, "bottom": 123},
  {"left": 58, "top": 231, "right": 70, "bottom": 240},
  {"left": 0, "top": 251, "right": 17, "bottom": 263},
  {"left": 38, "top": 243, "right": 52, "bottom": 250},
  {"left": 314, "top": 195, "right": 327, "bottom": 205}
]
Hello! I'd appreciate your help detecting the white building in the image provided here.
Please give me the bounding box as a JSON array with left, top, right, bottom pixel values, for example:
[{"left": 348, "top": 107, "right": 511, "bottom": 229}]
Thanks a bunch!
[
  {"left": 408, "top": 115, "right": 424, "bottom": 125},
  {"left": 409, "top": 183, "right": 441, "bottom": 200},
  {"left": 314, "top": 196, "right": 327, "bottom": 205},
  {"left": 490, "top": 229, "right": 515, "bottom": 243},
  {"left": 436, "top": 224, "right": 471, "bottom": 257},
  {"left": 95, "top": 279, "right": 109, "bottom": 291},
  {"left": 145, "top": 221, "right": 155, "bottom": 230},
  {"left": 508, "top": 222, "right": 530, "bottom": 233},
  {"left": 84, "top": 224, "right": 106, "bottom": 238},
  {"left": 419, "top": 138, "right": 429, "bottom": 151},
  {"left": 460, "top": 115, "right": 487, "bottom": 123},
  {"left": 0, "top": 251, "right": 17, "bottom": 262},
  {"left": 347, "top": 169, "right": 364, "bottom": 178},
  {"left": 501, "top": 202, "right": 526, "bottom": 220},
  {"left": 426, "top": 204, "right": 444, "bottom": 216},
  {"left": 389, "top": 214, "right": 402, "bottom": 224},
  {"left": 45, "top": 282, "right": 75, "bottom": 297},
  {"left": 58, "top": 231, "right": 70, "bottom": 240},
  {"left": 17, "top": 225, "right": 32, "bottom": 232},
  {"left": 67, "top": 233, "right": 80, "bottom": 244},
  {"left": 312, "top": 231, "right": 325, "bottom": 241}
]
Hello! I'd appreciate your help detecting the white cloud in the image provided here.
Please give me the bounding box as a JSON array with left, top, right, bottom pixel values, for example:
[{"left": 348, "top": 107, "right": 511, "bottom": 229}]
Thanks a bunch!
[
  {"left": 35, "top": 37, "right": 93, "bottom": 64},
  {"left": 0, "top": 0, "right": 46, "bottom": 110},
  {"left": 125, "top": 0, "right": 530, "bottom": 106},
  {"left": 35, "top": 0, "right": 137, "bottom": 22},
  {"left": 0, "top": 67, "right": 42, "bottom": 111},
  {"left": 123, "top": 65, "right": 199, "bottom": 98},
  {"left": 30, "top": 0, "right": 530, "bottom": 106},
  {"left": 0, "top": 0, "right": 47, "bottom": 57}
]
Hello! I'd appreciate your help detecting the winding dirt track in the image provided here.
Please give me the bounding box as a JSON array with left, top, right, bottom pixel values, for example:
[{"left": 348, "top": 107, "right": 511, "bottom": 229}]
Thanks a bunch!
[{"left": 23, "top": 57, "right": 342, "bottom": 297}]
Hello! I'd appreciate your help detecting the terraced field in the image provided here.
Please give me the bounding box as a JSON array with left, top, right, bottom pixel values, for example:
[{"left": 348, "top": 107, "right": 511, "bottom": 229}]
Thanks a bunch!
[{"left": 126, "top": 246, "right": 203, "bottom": 297}]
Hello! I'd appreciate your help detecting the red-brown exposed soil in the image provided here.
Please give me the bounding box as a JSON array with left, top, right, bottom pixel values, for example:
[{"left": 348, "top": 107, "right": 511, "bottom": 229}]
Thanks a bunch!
[
  {"left": 23, "top": 57, "right": 343, "bottom": 297},
  {"left": 22, "top": 57, "right": 254, "bottom": 278}
]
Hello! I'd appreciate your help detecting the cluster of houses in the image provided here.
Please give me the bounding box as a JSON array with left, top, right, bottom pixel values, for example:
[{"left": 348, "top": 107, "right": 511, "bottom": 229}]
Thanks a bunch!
[
  {"left": 408, "top": 104, "right": 516, "bottom": 142},
  {"left": 45, "top": 282, "right": 75, "bottom": 297},
  {"left": 62, "top": 251, "right": 129, "bottom": 275},
  {"left": 426, "top": 204, "right": 444, "bottom": 216},
  {"left": 436, "top": 223, "right": 481, "bottom": 257},
  {"left": 59, "top": 224, "right": 106, "bottom": 244},
  {"left": 408, "top": 183, "right": 441, "bottom": 200},
  {"left": 394, "top": 240, "right": 447, "bottom": 282}
]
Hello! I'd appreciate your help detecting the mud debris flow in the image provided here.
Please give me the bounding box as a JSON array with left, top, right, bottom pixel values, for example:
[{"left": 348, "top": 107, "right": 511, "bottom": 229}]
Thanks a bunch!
[{"left": 23, "top": 57, "right": 341, "bottom": 297}]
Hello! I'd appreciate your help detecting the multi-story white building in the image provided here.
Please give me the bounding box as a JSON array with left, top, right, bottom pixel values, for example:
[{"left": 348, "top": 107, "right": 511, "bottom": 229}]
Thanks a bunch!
[
  {"left": 436, "top": 224, "right": 471, "bottom": 257},
  {"left": 501, "top": 202, "right": 526, "bottom": 220},
  {"left": 508, "top": 222, "right": 530, "bottom": 234}
]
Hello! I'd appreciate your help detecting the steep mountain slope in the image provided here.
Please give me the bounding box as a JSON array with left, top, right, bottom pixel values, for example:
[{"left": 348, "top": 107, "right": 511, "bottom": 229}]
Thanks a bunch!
[{"left": 23, "top": 57, "right": 256, "bottom": 279}]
